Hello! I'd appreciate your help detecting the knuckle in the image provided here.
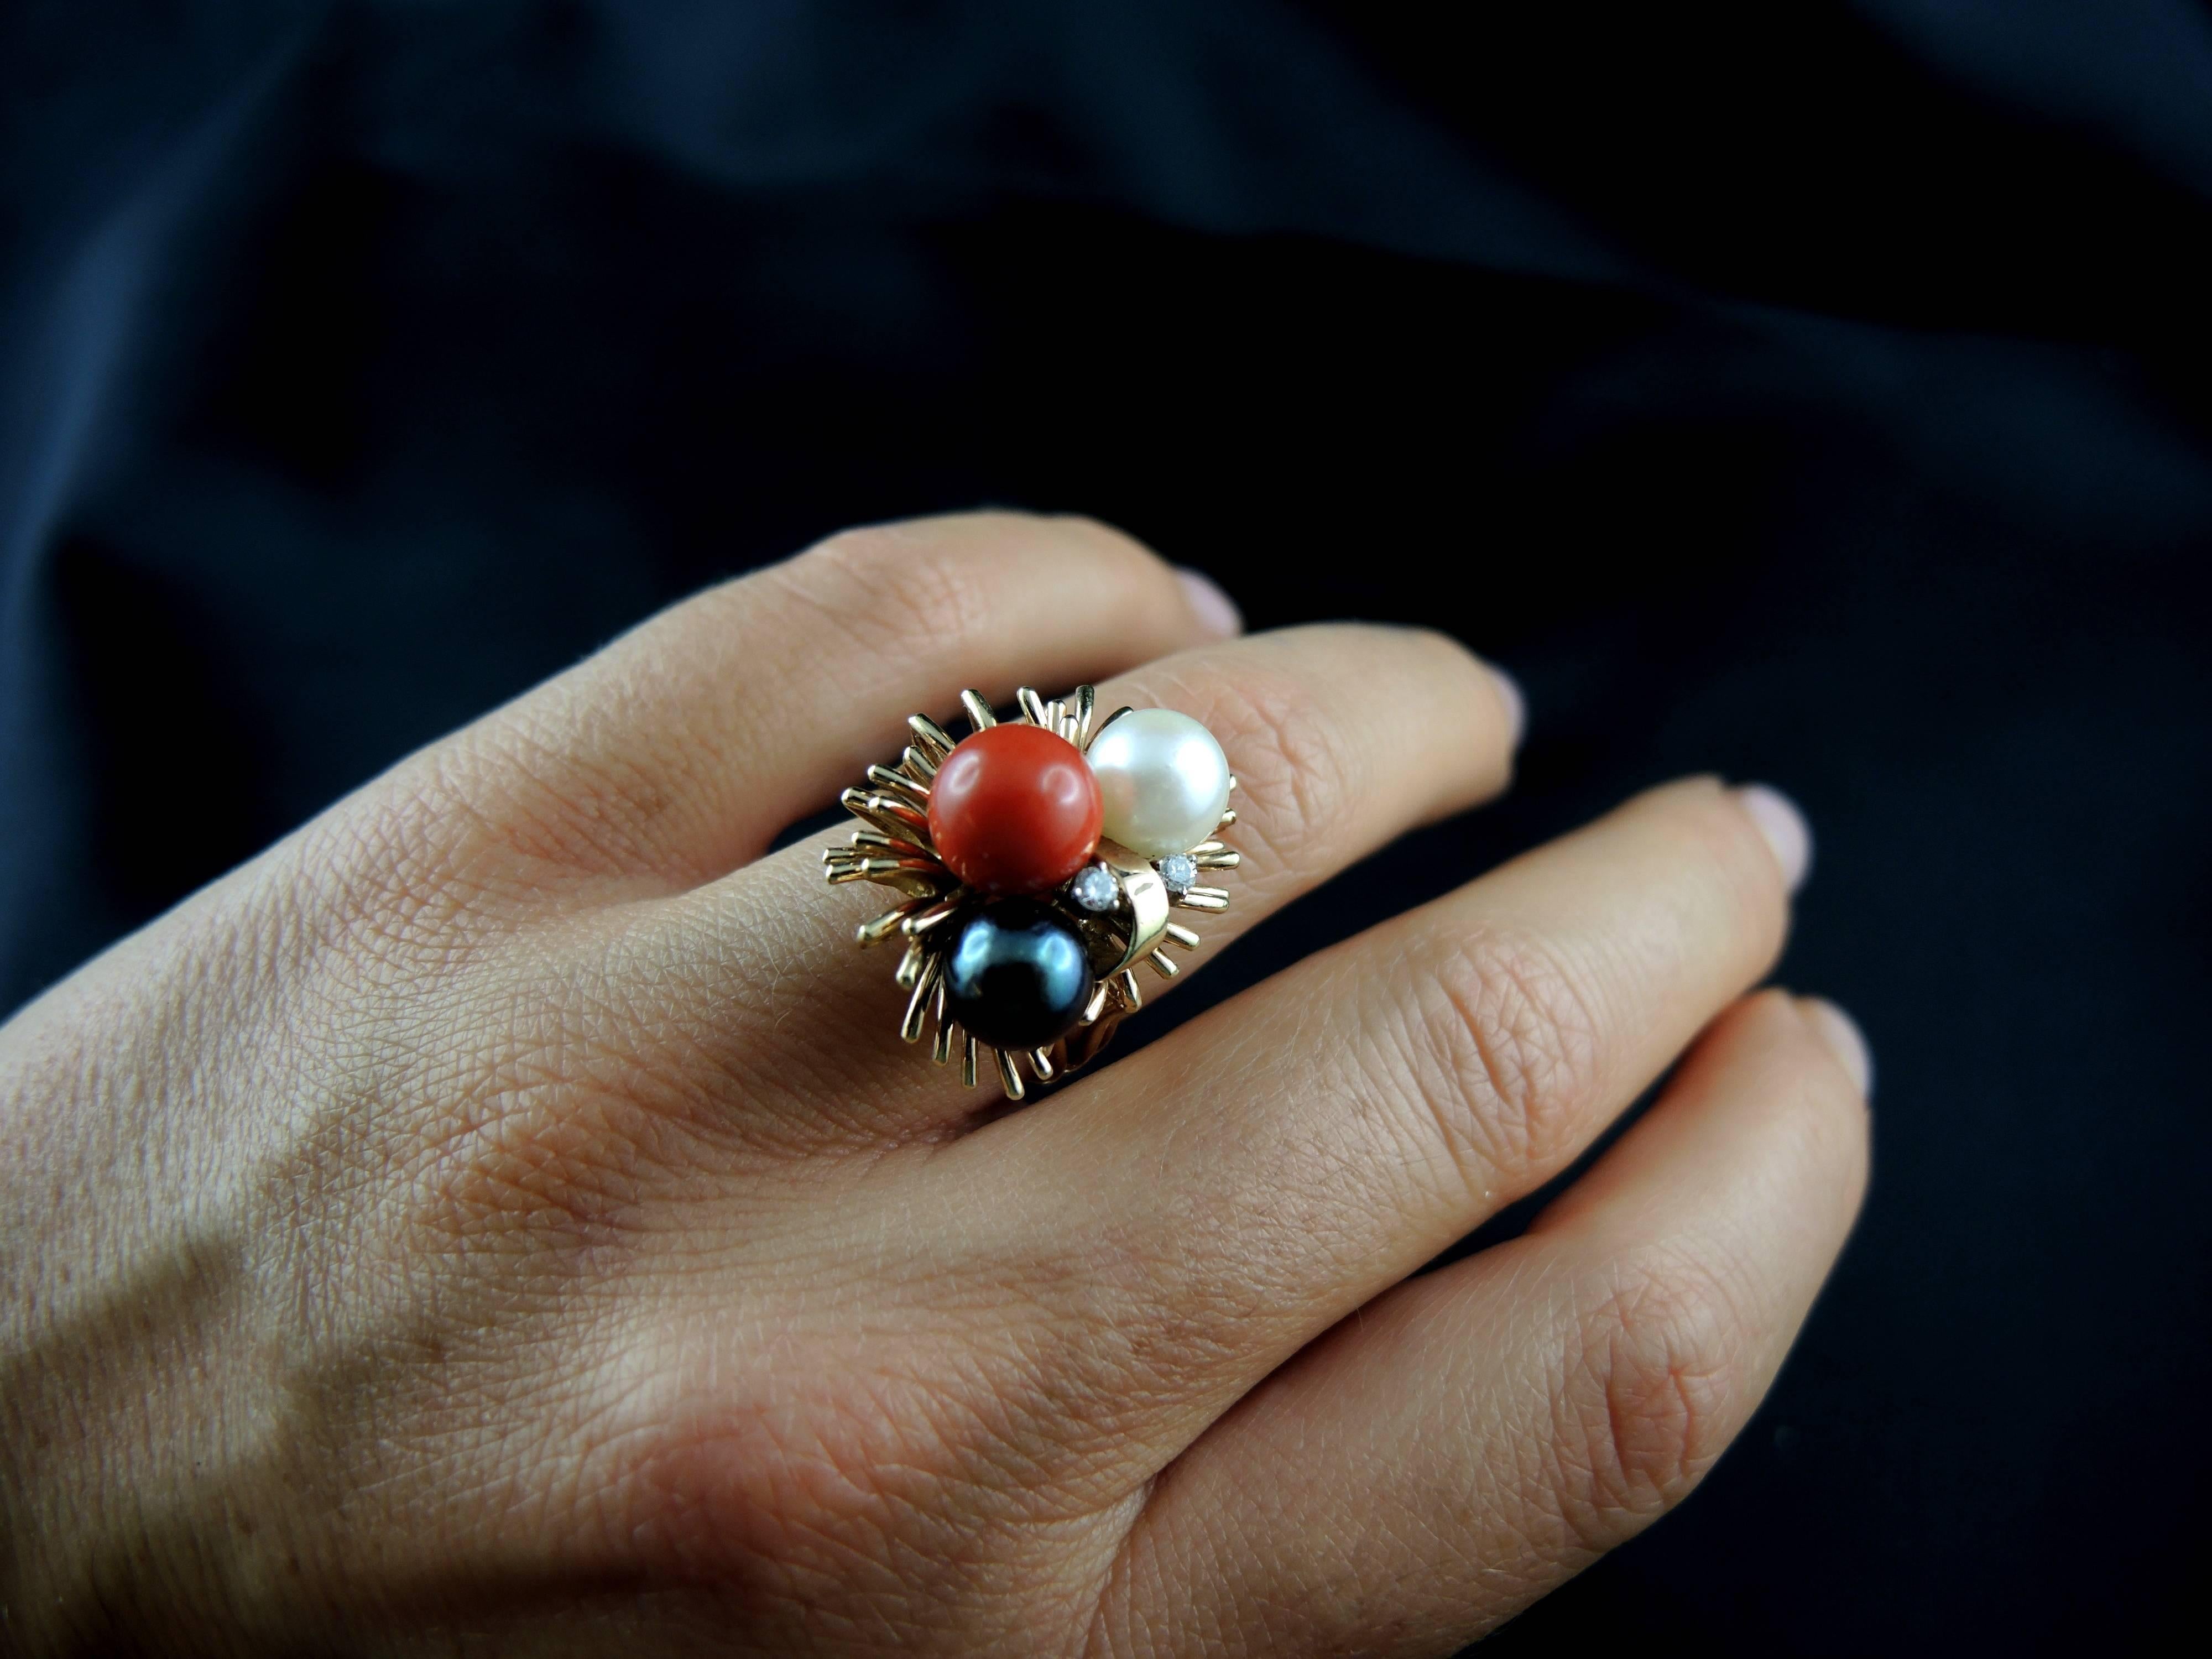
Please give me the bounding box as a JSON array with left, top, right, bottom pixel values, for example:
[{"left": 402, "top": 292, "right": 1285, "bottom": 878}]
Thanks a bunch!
[
  {"left": 1152, "top": 624, "right": 1489, "bottom": 880},
  {"left": 325, "top": 750, "right": 578, "bottom": 944},
  {"left": 1389, "top": 622, "right": 1489, "bottom": 684},
  {"left": 1037, "top": 509, "right": 1157, "bottom": 567},
  {"left": 397, "top": 972, "right": 675, "bottom": 1257},
  {"left": 1660, "top": 782, "right": 1793, "bottom": 957},
  {"left": 789, "top": 522, "right": 1004, "bottom": 656},
  {"left": 1550, "top": 1247, "right": 1749, "bottom": 1548},
  {"left": 1371, "top": 926, "right": 1604, "bottom": 1196},
  {"left": 844, "top": 1218, "right": 1278, "bottom": 1506},
  {"left": 1178, "top": 663, "right": 1360, "bottom": 873},
  {"left": 607, "top": 1329, "right": 1097, "bottom": 1646},
  {"left": 1020, "top": 1235, "right": 1259, "bottom": 1443}
]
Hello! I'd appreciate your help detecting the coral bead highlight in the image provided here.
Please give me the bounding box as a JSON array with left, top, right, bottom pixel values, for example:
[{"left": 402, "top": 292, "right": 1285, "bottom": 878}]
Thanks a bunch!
[{"left": 926, "top": 723, "right": 1103, "bottom": 894}]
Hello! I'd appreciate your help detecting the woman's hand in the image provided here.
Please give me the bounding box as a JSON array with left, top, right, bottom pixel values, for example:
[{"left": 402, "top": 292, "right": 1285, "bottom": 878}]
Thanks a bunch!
[{"left": 0, "top": 512, "right": 1869, "bottom": 1656}]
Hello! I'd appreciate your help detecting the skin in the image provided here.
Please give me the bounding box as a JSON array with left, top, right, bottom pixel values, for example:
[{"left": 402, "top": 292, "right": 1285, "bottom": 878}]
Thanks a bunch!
[{"left": 0, "top": 512, "right": 1870, "bottom": 1656}]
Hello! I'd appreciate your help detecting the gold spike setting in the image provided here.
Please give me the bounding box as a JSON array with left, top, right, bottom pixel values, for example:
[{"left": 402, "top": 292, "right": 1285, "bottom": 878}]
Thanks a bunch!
[{"left": 823, "top": 685, "right": 1238, "bottom": 1102}]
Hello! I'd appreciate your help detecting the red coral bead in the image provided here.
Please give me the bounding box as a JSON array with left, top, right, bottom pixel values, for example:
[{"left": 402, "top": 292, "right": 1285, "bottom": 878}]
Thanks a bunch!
[{"left": 927, "top": 723, "right": 1103, "bottom": 895}]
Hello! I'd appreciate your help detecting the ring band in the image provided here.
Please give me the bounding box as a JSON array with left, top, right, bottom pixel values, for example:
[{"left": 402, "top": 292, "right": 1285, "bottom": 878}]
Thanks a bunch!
[{"left": 824, "top": 685, "right": 1239, "bottom": 1100}]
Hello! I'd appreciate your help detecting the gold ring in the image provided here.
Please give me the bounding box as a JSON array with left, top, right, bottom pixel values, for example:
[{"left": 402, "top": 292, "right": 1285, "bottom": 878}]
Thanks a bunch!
[{"left": 825, "top": 685, "right": 1239, "bottom": 1100}]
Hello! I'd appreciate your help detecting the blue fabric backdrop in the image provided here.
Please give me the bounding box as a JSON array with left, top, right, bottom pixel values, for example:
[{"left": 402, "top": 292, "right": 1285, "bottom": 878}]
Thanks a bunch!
[{"left": 5, "top": 3, "right": 2206, "bottom": 1649}]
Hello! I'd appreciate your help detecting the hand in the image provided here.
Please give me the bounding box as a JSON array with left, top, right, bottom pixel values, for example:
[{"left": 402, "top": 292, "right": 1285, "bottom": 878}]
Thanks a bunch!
[{"left": 0, "top": 512, "right": 1869, "bottom": 1655}]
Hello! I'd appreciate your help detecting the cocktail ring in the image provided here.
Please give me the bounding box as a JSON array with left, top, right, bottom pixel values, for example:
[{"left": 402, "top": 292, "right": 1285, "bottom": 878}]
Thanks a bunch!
[{"left": 823, "top": 686, "right": 1240, "bottom": 1100}]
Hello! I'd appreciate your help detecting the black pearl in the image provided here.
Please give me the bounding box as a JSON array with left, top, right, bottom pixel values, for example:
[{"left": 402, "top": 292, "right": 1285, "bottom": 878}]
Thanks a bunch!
[{"left": 941, "top": 899, "right": 1094, "bottom": 1052}]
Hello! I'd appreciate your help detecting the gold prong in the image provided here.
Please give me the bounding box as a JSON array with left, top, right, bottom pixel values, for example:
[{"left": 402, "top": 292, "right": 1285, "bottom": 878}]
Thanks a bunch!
[
  {"left": 858, "top": 870, "right": 948, "bottom": 898},
  {"left": 931, "top": 989, "right": 954, "bottom": 1064},
  {"left": 840, "top": 674, "right": 1246, "bottom": 1070},
  {"left": 862, "top": 793, "right": 932, "bottom": 833},
  {"left": 900, "top": 898, "right": 962, "bottom": 936},
  {"left": 1089, "top": 706, "right": 1134, "bottom": 749},
  {"left": 910, "top": 713, "right": 957, "bottom": 758},
  {"left": 901, "top": 953, "right": 942, "bottom": 1042},
  {"left": 828, "top": 855, "right": 941, "bottom": 885},
  {"left": 842, "top": 787, "right": 932, "bottom": 848},
  {"left": 857, "top": 902, "right": 924, "bottom": 946},
  {"left": 1227, "top": 774, "right": 1238, "bottom": 792},
  {"left": 1216, "top": 809, "right": 1237, "bottom": 829},
  {"left": 1060, "top": 1015, "right": 1110, "bottom": 1073},
  {"left": 868, "top": 764, "right": 930, "bottom": 806}
]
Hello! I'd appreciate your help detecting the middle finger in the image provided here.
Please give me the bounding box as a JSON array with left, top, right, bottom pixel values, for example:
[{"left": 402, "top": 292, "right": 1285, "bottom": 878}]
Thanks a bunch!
[{"left": 618, "top": 623, "right": 1522, "bottom": 1150}]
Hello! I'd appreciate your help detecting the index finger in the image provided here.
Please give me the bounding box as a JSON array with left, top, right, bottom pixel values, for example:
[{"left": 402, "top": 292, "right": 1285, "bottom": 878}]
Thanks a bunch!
[{"left": 420, "top": 512, "right": 1237, "bottom": 889}]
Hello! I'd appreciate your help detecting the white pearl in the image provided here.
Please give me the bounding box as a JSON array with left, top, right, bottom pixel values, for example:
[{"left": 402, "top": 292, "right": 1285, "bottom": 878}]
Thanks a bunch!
[{"left": 1087, "top": 708, "right": 1230, "bottom": 859}]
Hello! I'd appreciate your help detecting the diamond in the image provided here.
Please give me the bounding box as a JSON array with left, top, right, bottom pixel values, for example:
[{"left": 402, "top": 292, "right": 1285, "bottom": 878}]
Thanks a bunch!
[
  {"left": 1157, "top": 853, "right": 1198, "bottom": 896},
  {"left": 1069, "top": 863, "right": 1119, "bottom": 912}
]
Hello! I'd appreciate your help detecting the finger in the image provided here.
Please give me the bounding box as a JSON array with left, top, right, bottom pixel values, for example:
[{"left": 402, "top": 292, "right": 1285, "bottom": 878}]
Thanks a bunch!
[
  {"left": 1097, "top": 991, "right": 1871, "bottom": 1655},
  {"left": 622, "top": 622, "right": 1522, "bottom": 1149},
  {"left": 936, "top": 777, "right": 1804, "bottom": 1457},
  {"left": 424, "top": 512, "right": 1236, "bottom": 888}
]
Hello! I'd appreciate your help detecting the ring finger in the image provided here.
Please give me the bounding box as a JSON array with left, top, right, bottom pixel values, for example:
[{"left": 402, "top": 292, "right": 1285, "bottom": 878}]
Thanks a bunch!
[{"left": 624, "top": 621, "right": 1523, "bottom": 1148}]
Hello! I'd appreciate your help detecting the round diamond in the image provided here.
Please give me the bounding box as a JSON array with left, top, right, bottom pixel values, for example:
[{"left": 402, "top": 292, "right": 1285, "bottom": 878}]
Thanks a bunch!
[
  {"left": 1069, "top": 863, "right": 1119, "bottom": 912},
  {"left": 1157, "top": 853, "right": 1198, "bottom": 896}
]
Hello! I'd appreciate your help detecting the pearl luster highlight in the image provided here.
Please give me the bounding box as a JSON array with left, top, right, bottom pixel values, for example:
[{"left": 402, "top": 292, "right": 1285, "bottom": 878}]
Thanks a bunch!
[
  {"left": 1086, "top": 708, "right": 1232, "bottom": 859},
  {"left": 941, "top": 900, "right": 1095, "bottom": 1050}
]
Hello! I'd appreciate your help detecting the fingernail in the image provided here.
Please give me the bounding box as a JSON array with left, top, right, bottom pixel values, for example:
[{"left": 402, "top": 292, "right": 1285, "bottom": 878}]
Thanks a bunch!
[
  {"left": 1800, "top": 997, "right": 1874, "bottom": 1097},
  {"left": 1490, "top": 665, "right": 1526, "bottom": 747},
  {"left": 1734, "top": 782, "right": 1812, "bottom": 893},
  {"left": 1175, "top": 566, "right": 1243, "bottom": 639}
]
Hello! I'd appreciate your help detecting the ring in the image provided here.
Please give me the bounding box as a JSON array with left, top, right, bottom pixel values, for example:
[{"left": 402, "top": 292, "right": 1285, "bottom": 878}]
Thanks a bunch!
[{"left": 824, "top": 685, "right": 1240, "bottom": 1100}]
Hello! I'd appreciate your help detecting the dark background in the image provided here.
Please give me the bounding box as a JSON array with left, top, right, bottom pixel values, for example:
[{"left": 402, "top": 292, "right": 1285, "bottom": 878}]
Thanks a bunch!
[{"left": 4, "top": 2, "right": 2206, "bottom": 1651}]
